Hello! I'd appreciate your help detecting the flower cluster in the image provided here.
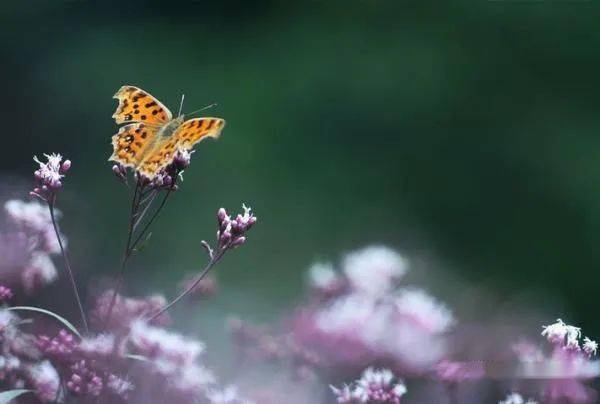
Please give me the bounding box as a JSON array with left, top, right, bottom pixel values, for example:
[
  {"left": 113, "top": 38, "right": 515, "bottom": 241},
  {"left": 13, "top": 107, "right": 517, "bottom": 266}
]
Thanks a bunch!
[
  {"left": 0, "top": 200, "right": 64, "bottom": 294},
  {"left": 31, "top": 153, "right": 71, "bottom": 201},
  {"left": 292, "top": 246, "right": 454, "bottom": 374},
  {"left": 30, "top": 317, "right": 252, "bottom": 403},
  {"left": 541, "top": 318, "right": 595, "bottom": 354},
  {"left": 112, "top": 148, "right": 192, "bottom": 191},
  {"left": 330, "top": 367, "right": 407, "bottom": 403},
  {"left": 89, "top": 290, "right": 170, "bottom": 331},
  {"left": 0, "top": 309, "right": 62, "bottom": 402},
  {"left": 505, "top": 319, "right": 600, "bottom": 402},
  {"left": 216, "top": 204, "right": 257, "bottom": 251}
]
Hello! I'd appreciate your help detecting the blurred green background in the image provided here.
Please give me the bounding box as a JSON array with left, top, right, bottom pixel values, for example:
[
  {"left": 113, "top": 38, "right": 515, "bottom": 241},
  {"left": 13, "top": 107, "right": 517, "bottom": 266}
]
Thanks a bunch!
[{"left": 1, "top": 1, "right": 600, "bottom": 355}]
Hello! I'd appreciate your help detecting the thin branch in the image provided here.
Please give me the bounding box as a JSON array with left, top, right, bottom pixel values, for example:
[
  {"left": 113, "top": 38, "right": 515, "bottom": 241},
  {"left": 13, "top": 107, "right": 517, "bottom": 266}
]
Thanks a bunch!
[
  {"left": 103, "top": 180, "right": 142, "bottom": 326},
  {"left": 128, "top": 187, "right": 173, "bottom": 254},
  {"left": 48, "top": 196, "right": 89, "bottom": 333},
  {"left": 146, "top": 249, "right": 225, "bottom": 322},
  {"left": 132, "top": 190, "right": 159, "bottom": 232}
]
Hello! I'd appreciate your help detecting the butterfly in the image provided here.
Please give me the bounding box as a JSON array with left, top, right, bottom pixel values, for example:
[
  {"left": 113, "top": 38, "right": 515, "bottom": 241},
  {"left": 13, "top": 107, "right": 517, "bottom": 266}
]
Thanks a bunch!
[{"left": 109, "top": 85, "right": 225, "bottom": 179}]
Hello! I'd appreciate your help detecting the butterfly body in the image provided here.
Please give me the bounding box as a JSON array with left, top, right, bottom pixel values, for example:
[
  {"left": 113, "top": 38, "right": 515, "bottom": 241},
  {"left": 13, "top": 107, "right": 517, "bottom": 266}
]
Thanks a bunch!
[
  {"left": 157, "top": 115, "right": 185, "bottom": 140},
  {"left": 109, "top": 85, "right": 225, "bottom": 179}
]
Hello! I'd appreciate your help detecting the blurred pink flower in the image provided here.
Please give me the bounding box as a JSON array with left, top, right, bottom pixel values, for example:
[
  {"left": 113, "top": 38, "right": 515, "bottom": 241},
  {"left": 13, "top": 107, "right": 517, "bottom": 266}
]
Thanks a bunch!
[{"left": 343, "top": 246, "right": 407, "bottom": 296}]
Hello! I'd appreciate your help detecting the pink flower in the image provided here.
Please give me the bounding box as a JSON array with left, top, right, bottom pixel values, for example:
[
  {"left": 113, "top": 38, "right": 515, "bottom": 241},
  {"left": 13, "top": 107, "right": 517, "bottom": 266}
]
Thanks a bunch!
[{"left": 331, "top": 367, "right": 407, "bottom": 403}]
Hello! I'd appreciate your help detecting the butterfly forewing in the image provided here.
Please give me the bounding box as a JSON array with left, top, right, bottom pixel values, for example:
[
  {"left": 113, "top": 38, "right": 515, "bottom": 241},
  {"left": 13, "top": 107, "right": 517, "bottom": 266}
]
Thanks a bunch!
[
  {"left": 112, "top": 86, "right": 173, "bottom": 125},
  {"left": 137, "top": 118, "right": 225, "bottom": 178}
]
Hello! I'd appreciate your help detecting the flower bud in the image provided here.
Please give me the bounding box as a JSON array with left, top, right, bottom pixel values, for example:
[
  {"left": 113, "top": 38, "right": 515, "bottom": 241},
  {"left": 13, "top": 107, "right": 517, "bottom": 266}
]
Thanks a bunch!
[
  {"left": 217, "top": 208, "right": 228, "bottom": 223},
  {"left": 231, "top": 236, "right": 246, "bottom": 247},
  {"left": 60, "top": 160, "right": 72, "bottom": 173},
  {"left": 220, "top": 230, "right": 232, "bottom": 245}
]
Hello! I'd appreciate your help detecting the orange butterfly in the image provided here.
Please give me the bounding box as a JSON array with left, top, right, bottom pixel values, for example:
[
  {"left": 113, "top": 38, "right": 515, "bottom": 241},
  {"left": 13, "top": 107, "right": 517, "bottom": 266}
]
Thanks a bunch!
[{"left": 109, "top": 85, "right": 225, "bottom": 179}]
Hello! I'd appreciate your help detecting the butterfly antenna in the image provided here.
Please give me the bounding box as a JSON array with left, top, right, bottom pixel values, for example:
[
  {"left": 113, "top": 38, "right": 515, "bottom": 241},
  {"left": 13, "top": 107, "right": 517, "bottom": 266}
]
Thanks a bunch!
[
  {"left": 186, "top": 102, "right": 218, "bottom": 117},
  {"left": 178, "top": 94, "right": 185, "bottom": 117}
]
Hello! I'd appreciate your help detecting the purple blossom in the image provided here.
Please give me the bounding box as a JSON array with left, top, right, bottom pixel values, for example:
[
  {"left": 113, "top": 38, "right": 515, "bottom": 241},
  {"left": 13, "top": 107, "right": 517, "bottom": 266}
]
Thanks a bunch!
[
  {"left": 31, "top": 153, "right": 71, "bottom": 201},
  {"left": 0, "top": 285, "right": 13, "bottom": 302},
  {"left": 37, "top": 329, "right": 77, "bottom": 360},
  {"left": 217, "top": 204, "right": 256, "bottom": 250},
  {"left": 66, "top": 360, "right": 103, "bottom": 396}
]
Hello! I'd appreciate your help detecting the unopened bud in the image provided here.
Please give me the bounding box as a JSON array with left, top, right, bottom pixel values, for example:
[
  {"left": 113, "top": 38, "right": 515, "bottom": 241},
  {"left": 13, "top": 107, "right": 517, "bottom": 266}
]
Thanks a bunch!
[
  {"left": 60, "top": 160, "right": 71, "bottom": 173},
  {"left": 231, "top": 236, "right": 246, "bottom": 247},
  {"left": 217, "top": 208, "right": 228, "bottom": 223}
]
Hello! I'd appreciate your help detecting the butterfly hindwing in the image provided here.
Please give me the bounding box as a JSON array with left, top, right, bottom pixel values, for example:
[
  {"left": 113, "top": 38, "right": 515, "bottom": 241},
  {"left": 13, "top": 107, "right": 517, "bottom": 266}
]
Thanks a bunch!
[
  {"left": 112, "top": 85, "right": 173, "bottom": 125},
  {"left": 137, "top": 118, "right": 225, "bottom": 178},
  {"left": 109, "top": 123, "right": 160, "bottom": 168}
]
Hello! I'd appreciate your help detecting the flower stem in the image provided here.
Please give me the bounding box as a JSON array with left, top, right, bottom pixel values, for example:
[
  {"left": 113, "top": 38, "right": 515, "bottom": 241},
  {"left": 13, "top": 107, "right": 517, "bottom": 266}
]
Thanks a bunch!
[
  {"left": 48, "top": 197, "right": 89, "bottom": 333},
  {"left": 129, "top": 188, "right": 172, "bottom": 250},
  {"left": 103, "top": 181, "right": 142, "bottom": 326},
  {"left": 104, "top": 180, "right": 176, "bottom": 328},
  {"left": 147, "top": 249, "right": 225, "bottom": 322}
]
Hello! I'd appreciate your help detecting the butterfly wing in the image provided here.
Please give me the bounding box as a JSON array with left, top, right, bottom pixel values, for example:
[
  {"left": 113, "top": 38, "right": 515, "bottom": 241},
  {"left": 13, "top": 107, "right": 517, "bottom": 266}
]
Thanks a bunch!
[
  {"left": 112, "top": 85, "right": 173, "bottom": 125},
  {"left": 138, "top": 117, "right": 225, "bottom": 178},
  {"left": 109, "top": 123, "right": 160, "bottom": 168}
]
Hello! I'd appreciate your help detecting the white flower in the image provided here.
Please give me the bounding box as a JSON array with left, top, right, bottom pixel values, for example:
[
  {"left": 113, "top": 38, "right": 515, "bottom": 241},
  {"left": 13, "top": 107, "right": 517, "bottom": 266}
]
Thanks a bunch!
[
  {"left": 22, "top": 252, "right": 58, "bottom": 293},
  {"left": 308, "top": 262, "right": 338, "bottom": 290},
  {"left": 207, "top": 385, "right": 254, "bottom": 404},
  {"left": 78, "top": 334, "right": 116, "bottom": 357},
  {"left": 0, "top": 309, "right": 15, "bottom": 329},
  {"left": 583, "top": 337, "right": 598, "bottom": 357},
  {"left": 106, "top": 374, "right": 134, "bottom": 397},
  {"left": 27, "top": 360, "right": 60, "bottom": 402},
  {"left": 541, "top": 319, "right": 581, "bottom": 348},
  {"left": 0, "top": 354, "right": 21, "bottom": 372},
  {"left": 4, "top": 199, "right": 63, "bottom": 254},
  {"left": 331, "top": 367, "right": 406, "bottom": 403},
  {"left": 129, "top": 320, "right": 204, "bottom": 365},
  {"left": 315, "top": 294, "right": 384, "bottom": 340},
  {"left": 33, "top": 153, "right": 64, "bottom": 184},
  {"left": 499, "top": 392, "right": 537, "bottom": 404},
  {"left": 171, "top": 363, "right": 215, "bottom": 395},
  {"left": 343, "top": 246, "right": 407, "bottom": 296},
  {"left": 394, "top": 288, "right": 455, "bottom": 333},
  {"left": 330, "top": 384, "right": 357, "bottom": 403}
]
